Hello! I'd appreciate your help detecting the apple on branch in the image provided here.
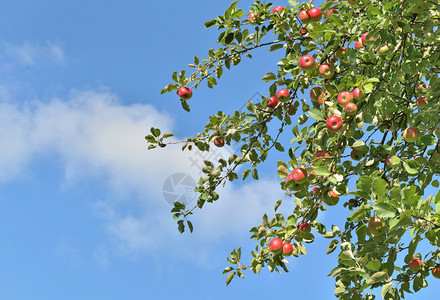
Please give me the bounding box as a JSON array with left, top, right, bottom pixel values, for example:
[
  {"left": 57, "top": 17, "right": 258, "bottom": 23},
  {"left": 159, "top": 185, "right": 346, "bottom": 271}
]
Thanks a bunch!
[
  {"left": 310, "top": 86, "right": 322, "bottom": 103},
  {"left": 291, "top": 167, "right": 308, "bottom": 184},
  {"left": 326, "top": 9, "right": 338, "bottom": 19},
  {"left": 319, "top": 63, "right": 334, "bottom": 79},
  {"left": 408, "top": 258, "right": 422, "bottom": 272},
  {"left": 299, "top": 55, "right": 316, "bottom": 71},
  {"left": 276, "top": 89, "right": 290, "bottom": 102},
  {"left": 350, "top": 149, "right": 363, "bottom": 161},
  {"left": 214, "top": 137, "right": 225, "bottom": 147},
  {"left": 272, "top": 6, "right": 284, "bottom": 14},
  {"left": 177, "top": 87, "right": 193, "bottom": 100},
  {"left": 324, "top": 191, "right": 339, "bottom": 206},
  {"left": 353, "top": 87, "right": 365, "bottom": 101},
  {"left": 308, "top": 8, "right": 322, "bottom": 22},
  {"left": 368, "top": 216, "right": 385, "bottom": 236},
  {"left": 386, "top": 155, "right": 400, "bottom": 168},
  {"left": 267, "top": 96, "right": 279, "bottom": 109},
  {"left": 403, "top": 127, "right": 418, "bottom": 143},
  {"left": 299, "top": 10, "right": 310, "bottom": 24},
  {"left": 282, "top": 242, "right": 293, "bottom": 256},
  {"left": 416, "top": 97, "right": 427, "bottom": 108},
  {"left": 269, "top": 238, "right": 283, "bottom": 254},
  {"left": 298, "top": 221, "right": 311, "bottom": 233},
  {"left": 334, "top": 47, "right": 347, "bottom": 60},
  {"left": 345, "top": 102, "right": 357, "bottom": 115},
  {"left": 337, "top": 91, "right": 353, "bottom": 107},
  {"left": 433, "top": 265, "right": 440, "bottom": 279},
  {"left": 326, "top": 116, "right": 343, "bottom": 132},
  {"left": 361, "top": 32, "right": 375, "bottom": 45}
]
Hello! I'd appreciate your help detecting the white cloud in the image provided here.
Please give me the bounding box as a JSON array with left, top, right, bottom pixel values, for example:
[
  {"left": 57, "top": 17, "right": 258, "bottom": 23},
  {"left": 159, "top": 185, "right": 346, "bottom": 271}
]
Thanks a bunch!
[
  {"left": 0, "top": 88, "right": 286, "bottom": 260},
  {"left": 1, "top": 41, "right": 65, "bottom": 66}
]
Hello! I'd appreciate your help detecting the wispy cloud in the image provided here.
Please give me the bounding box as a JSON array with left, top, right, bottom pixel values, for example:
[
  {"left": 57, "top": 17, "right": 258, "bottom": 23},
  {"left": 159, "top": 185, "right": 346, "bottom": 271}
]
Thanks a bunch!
[{"left": 1, "top": 41, "right": 65, "bottom": 67}]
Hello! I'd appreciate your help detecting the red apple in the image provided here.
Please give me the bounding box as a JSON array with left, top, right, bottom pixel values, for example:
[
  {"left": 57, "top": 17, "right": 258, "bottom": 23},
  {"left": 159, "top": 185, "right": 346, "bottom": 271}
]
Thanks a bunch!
[
  {"left": 299, "top": 55, "right": 316, "bottom": 71},
  {"left": 361, "top": 32, "right": 374, "bottom": 44},
  {"left": 267, "top": 96, "right": 279, "bottom": 109},
  {"left": 337, "top": 91, "right": 353, "bottom": 107},
  {"left": 248, "top": 12, "right": 259, "bottom": 22},
  {"left": 318, "top": 93, "right": 328, "bottom": 105},
  {"left": 299, "top": 10, "right": 310, "bottom": 23},
  {"left": 310, "top": 87, "right": 322, "bottom": 102},
  {"left": 319, "top": 63, "right": 334, "bottom": 79},
  {"left": 277, "top": 89, "right": 290, "bottom": 102},
  {"left": 354, "top": 40, "right": 363, "bottom": 49},
  {"left": 326, "top": 116, "right": 343, "bottom": 132},
  {"left": 312, "top": 187, "right": 320, "bottom": 195},
  {"left": 272, "top": 6, "right": 285, "bottom": 14},
  {"left": 291, "top": 167, "right": 308, "bottom": 184},
  {"left": 368, "top": 216, "right": 385, "bottom": 236},
  {"left": 352, "top": 87, "right": 365, "bottom": 100},
  {"left": 177, "top": 87, "right": 193, "bottom": 100},
  {"left": 386, "top": 155, "right": 400, "bottom": 168},
  {"left": 433, "top": 265, "right": 440, "bottom": 279},
  {"left": 282, "top": 242, "right": 294, "bottom": 256},
  {"left": 350, "top": 149, "right": 363, "bottom": 160},
  {"left": 408, "top": 258, "right": 422, "bottom": 272},
  {"left": 298, "top": 222, "right": 311, "bottom": 233},
  {"left": 299, "top": 28, "right": 308, "bottom": 35},
  {"left": 345, "top": 102, "right": 358, "bottom": 115},
  {"left": 334, "top": 47, "right": 347, "bottom": 60},
  {"left": 269, "top": 238, "right": 283, "bottom": 254},
  {"left": 214, "top": 137, "right": 225, "bottom": 147},
  {"left": 324, "top": 190, "right": 339, "bottom": 206},
  {"left": 403, "top": 127, "right": 418, "bottom": 143},
  {"left": 326, "top": 9, "right": 338, "bottom": 19},
  {"left": 308, "top": 8, "right": 322, "bottom": 22},
  {"left": 416, "top": 97, "right": 427, "bottom": 108}
]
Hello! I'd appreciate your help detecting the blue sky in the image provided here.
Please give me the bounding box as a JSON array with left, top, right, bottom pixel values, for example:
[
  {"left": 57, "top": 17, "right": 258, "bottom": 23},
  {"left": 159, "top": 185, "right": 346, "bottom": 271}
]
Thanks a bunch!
[{"left": 0, "top": 0, "right": 439, "bottom": 299}]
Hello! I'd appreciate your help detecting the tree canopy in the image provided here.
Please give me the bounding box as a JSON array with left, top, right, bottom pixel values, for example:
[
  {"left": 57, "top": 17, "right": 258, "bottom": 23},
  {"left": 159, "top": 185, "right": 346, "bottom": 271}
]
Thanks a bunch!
[{"left": 148, "top": 0, "right": 440, "bottom": 298}]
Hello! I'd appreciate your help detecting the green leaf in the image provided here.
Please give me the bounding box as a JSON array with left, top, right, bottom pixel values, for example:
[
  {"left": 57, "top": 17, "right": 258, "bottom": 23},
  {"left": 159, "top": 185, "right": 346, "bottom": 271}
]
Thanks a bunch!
[
  {"left": 403, "top": 161, "right": 419, "bottom": 175},
  {"left": 181, "top": 100, "right": 191, "bottom": 112},
  {"left": 160, "top": 84, "right": 178, "bottom": 95},
  {"left": 366, "top": 271, "right": 388, "bottom": 285},
  {"left": 145, "top": 135, "right": 157, "bottom": 143},
  {"left": 187, "top": 220, "right": 193, "bottom": 233},
  {"left": 269, "top": 44, "right": 284, "bottom": 52},
  {"left": 326, "top": 240, "right": 339, "bottom": 254},
  {"left": 373, "top": 203, "right": 398, "bottom": 218},
  {"left": 204, "top": 19, "right": 217, "bottom": 28},
  {"left": 222, "top": 266, "right": 233, "bottom": 274},
  {"left": 372, "top": 177, "right": 387, "bottom": 199},
  {"left": 225, "top": 272, "right": 235, "bottom": 285},
  {"left": 314, "top": 167, "right": 331, "bottom": 176},
  {"left": 252, "top": 169, "right": 259, "bottom": 180},
  {"left": 150, "top": 127, "right": 161, "bottom": 137},
  {"left": 308, "top": 108, "right": 324, "bottom": 121},
  {"left": 162, "top": 132, "right": 174, "bottom": 139},
  {"left": 381, "top": 282, "right": 394, "bottom": 299},
  {"left": 262, "top": 72, "right": 277, "bottom": 82},
  {"left": 177, "top": 220, "right": 185, "bottom": 233},
  {"left": 366, "top": 260, "right": 381, "bottom": 271}
]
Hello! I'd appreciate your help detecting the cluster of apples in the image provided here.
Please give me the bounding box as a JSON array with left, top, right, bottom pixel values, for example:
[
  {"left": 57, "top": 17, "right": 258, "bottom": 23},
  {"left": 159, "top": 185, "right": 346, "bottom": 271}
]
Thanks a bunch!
[
  {"left": 406, "top": 258, "right": 440, "bottom": 279},
  {"left": 269, "top": 222, "right": 311, "bottom": 255}
]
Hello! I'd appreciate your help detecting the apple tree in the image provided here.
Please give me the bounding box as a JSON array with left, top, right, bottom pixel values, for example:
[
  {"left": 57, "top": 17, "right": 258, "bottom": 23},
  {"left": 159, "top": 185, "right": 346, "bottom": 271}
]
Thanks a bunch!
[{"left": 148, "top": 0, "right": 440, "bottom": 298}]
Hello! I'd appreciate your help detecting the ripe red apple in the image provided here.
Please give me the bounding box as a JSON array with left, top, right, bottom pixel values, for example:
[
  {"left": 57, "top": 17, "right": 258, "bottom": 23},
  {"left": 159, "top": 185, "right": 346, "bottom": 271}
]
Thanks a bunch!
[
  {"left": 310, "top": 87, "right": 322, "bottom": 102},
  {"left": 291, "top": 167, "right": 308, "bottom": 184},
  {"left": 350, "top": 149, "right": 363, "bottom": 160},
  {"left": 277, "top": 89, "right": 290, "bottom": 102},
  {"left": 368, "top": 216, "right": 385, "bottom": 236},
  {"left": 299, "top": 10, "right": 310, "bottom": 23},
  {"left": 324, "top": 191, "right": 339, "bottom": 206},
  {"left": 299, "top": 27, "right": 308, "bottom": 35},
  {"left": 408, "top": 258, "right": 422, "bottom": 272},
  {"left": 326, "top": 9, "right": 338, "bottom": 19},
  {"left": 299, "top": 55, "right": 316, "bottom": 71},
  {"left": 361, "top": 32, "right": 374, "bottom": 44},
  {"left": 272, "top": 6, "right": 285, "bottom": 14},
  {"left": 334, "top": 47, "right": 347, "bottom": 60},
  {"left": 337, "top": 91, "right": 353, "bottom": 107},
  {"left": 319, "top": 63, "right": 335, "bottom": 79},
  {"left": 267, "top": 96, "right": 279, "bottom": 109},
  {"left": 433, "top": 265, "right": 440, "bottom": 279},
  {"left": 269, "top": 238, "right": 284, "bottom": 254},
  {"left": 312, "top": 187, "right": 320, "bottom": 195},
  {"left": 416, "top": 97, "right": 427, "bottom": 108},
  {"left": 354, "top": 40, "right": 363, "bottom": 49},
  {"left": 214, "top": 137, "right": 225, "bottom": 147},
  {"left": 308, "top": 8, "right": 322, "bottom": 22},
  {"left": 403, "top": 127, "right": 418, "bottom": 143},
  {"left": 352, "top": 87, "right": 365, "bottom": 100},
  {"left": 318, "top": 93, "right": 328, "bottom": 105},
  {"left": 282, "top": 242, "right": 293, "bottom": 256},
  {"left": 177, "top": 87, "right": 193, "bottom": 100},
  {"left": 345, "top": 102, "right": 357, "bottom": 115},
  {"left": 386, "top": 155, "right": 400, "bottom": 168},
  {"left": 248, "top": 12, "right": 259, "bottom": 21},
  {"left": 298, "top": 222, "right": 311, "bottom": 233},
  {"left": 326, "top": 116, "right": 343, "bottom": 132}
]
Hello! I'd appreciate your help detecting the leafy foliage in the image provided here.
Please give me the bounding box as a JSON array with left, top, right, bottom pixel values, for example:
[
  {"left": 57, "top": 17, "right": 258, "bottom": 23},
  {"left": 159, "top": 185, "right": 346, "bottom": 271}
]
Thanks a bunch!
[{"left": 149, "top": 0, "right": 440, "bottom": 298}]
